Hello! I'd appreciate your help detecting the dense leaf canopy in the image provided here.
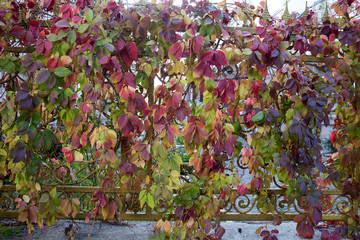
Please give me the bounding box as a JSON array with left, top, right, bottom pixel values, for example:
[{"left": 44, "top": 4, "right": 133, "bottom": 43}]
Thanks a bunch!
[{"left": 0, "top": 0, "right": 360, "bottom": 239}]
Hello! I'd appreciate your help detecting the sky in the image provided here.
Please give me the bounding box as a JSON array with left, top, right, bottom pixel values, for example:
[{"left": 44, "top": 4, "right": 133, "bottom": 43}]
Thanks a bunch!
[{"left": 247, "top": 0, "right": 332, "bottom": 17}]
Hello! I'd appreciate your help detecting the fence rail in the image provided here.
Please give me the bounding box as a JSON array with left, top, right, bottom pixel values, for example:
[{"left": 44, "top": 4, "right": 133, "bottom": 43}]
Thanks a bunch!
[{"left": 0, "top": 185, "right": 353, "bottom": 222}]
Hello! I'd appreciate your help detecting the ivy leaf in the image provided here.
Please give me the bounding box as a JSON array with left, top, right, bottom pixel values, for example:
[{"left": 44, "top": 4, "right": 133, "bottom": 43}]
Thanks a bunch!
[{"left": 54, "top": 67, "right": 72, "bottom": 77}]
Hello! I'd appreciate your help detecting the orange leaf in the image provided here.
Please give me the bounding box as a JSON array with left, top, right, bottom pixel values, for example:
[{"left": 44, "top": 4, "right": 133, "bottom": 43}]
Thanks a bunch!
[
  {"left": 60, "top": 56, "right": 72, "bottom": 65},
  {"left": 163, "top": 220, "right": 171, "bottom": 234},
  {"left": 189, "top": 154, "right": 202, "bottom": 172}
]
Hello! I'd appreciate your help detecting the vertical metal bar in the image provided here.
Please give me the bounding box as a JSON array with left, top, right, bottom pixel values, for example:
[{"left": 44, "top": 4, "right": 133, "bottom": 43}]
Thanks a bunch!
[
  {"left": 354, "top": 161, "right": 359, "bottom": 215},
  {"left": 145, "top": 70, "right": 154, "bottom": 215}
]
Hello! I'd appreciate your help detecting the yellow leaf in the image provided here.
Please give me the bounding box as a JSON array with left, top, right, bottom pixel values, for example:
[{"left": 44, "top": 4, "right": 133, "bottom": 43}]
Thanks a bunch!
[
  {"left": 144, "top": 64, "right": 152, "bottom": 77},
  {"left": 23, "top": 194, "right": 30, "bottom": 203},
  {"left": 189, "top": 154, "right": 201, "bottom": 172},
  {"left": 102, "top": 205, "right": 108, "bottom": 220},
  {"left": 74, "top": 151, "right": 83, "bottom": 162},
  {"left": 186, "top": 218, "right": 194, "bottom": 228},
  {"left": 0, "top": 149, "right": 7, "bottom": 156},
  {"left": 255, "top": 227, "right": 262, "bottom": 234},
  {"left": 72, "top": 198, "right": 80, "bottom": 206},
  {"left": 35, "top": 183, "right": 41, "bottom": 191},
  {"left": 108, "top": 130, "right": 117, "bottom": 148},
  {"left": 218, "top": 0, "right": 226, "bottom": 8},
  {"left": 247, "top": 134, "right": 252, "bottom": 146},
  {"left": 146, "top": 175, "right": 151, "bottom": 185}
]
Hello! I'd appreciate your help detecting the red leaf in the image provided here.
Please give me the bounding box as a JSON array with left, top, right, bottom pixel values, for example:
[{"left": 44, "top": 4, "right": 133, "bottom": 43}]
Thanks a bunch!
[
  {"left": 118, "top": 115, "right": 129, "bottom": 131},
  {"left": 214, "top": 226, "right": 225, "bottom": 239},
  {"left": 330, "top": 131, "right": 337, "bottom": 143},
  {"left": 321, "top": 230, "right": 330, "bottom": 239},
  {"left": 126, "top": 41, "right": 138, "bottom": 61},
  {"left": 60, "top": 4, "right": 70, "bottom": 14},
  {"left": 200, "top": 51, "right": 215, "bottom": 62},
  {"left": 169, "top": 41, "right": 184, "bottom": 61},
  {"left": 192, "top": 36, "right": 204, "bottom": 54},
  {"left": 205, "top": 155, "right": 214, "bottom": 168},
  {"left": 125, "top": 72, "right": 136, "bottom": 88},
  {"left": 108, "top": 201, "right": 116, "bottom": 219},
  {"left": 260, "top": 230, "right": 270, "bottom": 237},
  {"left": 255, "top": 27, "right": 266, "bottom": 37},
  {"left": 115, "top": 40, "right": 125, "bottom": 51},
  {"left": 168, "top": 125, "right": 180, "bottom": 137},
  {"left": 10, "top": 26, "right": 26, "bottom": 37},
  {"left": 44, "top": 41, "right": 53, "bottom": 50},
  {"left": 237, "top": 183, "right": 248, "bottom": 196},
  {"left": 293, "top": 214, "right": 304, "bottom": 223},
  {"left": 98, "top": 56, "right": 110, "bottom": 65}
]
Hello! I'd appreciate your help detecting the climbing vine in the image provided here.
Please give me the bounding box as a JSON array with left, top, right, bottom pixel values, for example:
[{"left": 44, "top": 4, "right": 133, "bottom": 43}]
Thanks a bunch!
[{"left": 0, "top": 0, "right": 359, "bottom": 239}]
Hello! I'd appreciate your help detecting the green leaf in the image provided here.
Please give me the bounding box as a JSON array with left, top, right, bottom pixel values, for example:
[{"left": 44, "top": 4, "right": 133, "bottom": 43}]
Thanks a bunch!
[
  {"left": 252, "top": 111, "right": 265, "bottom": 122},
  {"left": 78, "top": 24, "right": 90, "bottom": 34},
  {"left": 50, "top": 187, "right": 57, "bottom": 198},
  {"left": 32, "top": 112, "right": 41, "bottom": 125},
  {"left": 47, "top": 34, "right": 58, "bottom": 42},
  {"left": 59, "top": 42, "right": 71, "bottom": 55},
  {"left": 54, "top": 67, "right": 72, "bottom": 77},
  {"left": 159, "top": 144, "right": 167, "bottom": 159},
  {"left": 146, "top": 194, "right": 155, "bottom": 209},
  {"left": 286, "top": 109, "right": 294, "bottom": 121},
  {"left": 57, "top": 30, "right": 68, "bottom": 40},
  {"left": 234, "top": 122, "right": 242, "bottom": 134},
  {"left": 68, "top": 30, "right": 76, "bottom": 44},
  {"left": 84, "top": 8, "right": 94, "bottom": 23},
  {"left": 139, "top": 190, "right": 146, "bottom": 208}
]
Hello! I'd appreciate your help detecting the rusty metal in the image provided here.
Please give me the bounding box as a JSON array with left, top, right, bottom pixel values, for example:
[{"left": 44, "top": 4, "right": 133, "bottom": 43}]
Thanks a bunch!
[{"left": 0, "top": 184, "right": 352, "bottom": 221}]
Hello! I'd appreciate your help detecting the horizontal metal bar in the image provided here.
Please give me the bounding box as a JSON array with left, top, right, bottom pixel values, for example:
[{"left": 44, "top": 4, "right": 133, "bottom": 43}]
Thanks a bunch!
[
  {"left": 0, "top": 185, "right": 343, "bottom": 195},
  {"left": 0, "top": 211, "right": 347, "bottom": 221},
  {"left": 3, "top": 46, "right": 325, "bottom": 63}
]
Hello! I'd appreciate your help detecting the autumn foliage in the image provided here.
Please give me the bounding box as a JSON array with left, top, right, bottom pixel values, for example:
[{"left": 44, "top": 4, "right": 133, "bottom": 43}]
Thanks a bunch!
[{"left": 0, "top": 0, "right": 360, "bottom": 239}]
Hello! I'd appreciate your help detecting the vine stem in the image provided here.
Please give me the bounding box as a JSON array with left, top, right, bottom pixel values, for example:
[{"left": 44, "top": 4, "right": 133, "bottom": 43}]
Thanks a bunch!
[{"left": 87, "top": 217, "right": 96, "bottom": 239}]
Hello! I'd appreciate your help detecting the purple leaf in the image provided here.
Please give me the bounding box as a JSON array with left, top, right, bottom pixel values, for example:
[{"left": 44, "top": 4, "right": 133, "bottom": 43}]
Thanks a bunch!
[
  {"left": 37, "top": 69, "right": 50, "bottom": 84},
  {"left": 215, "top": 226, "right": 225, "bottom": 239},
  {"left": 260, "top": 230, "right": 270, "bottom": 237},
  {"left": 55, "top": 20, "right": 70, "bottom": 28}
]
